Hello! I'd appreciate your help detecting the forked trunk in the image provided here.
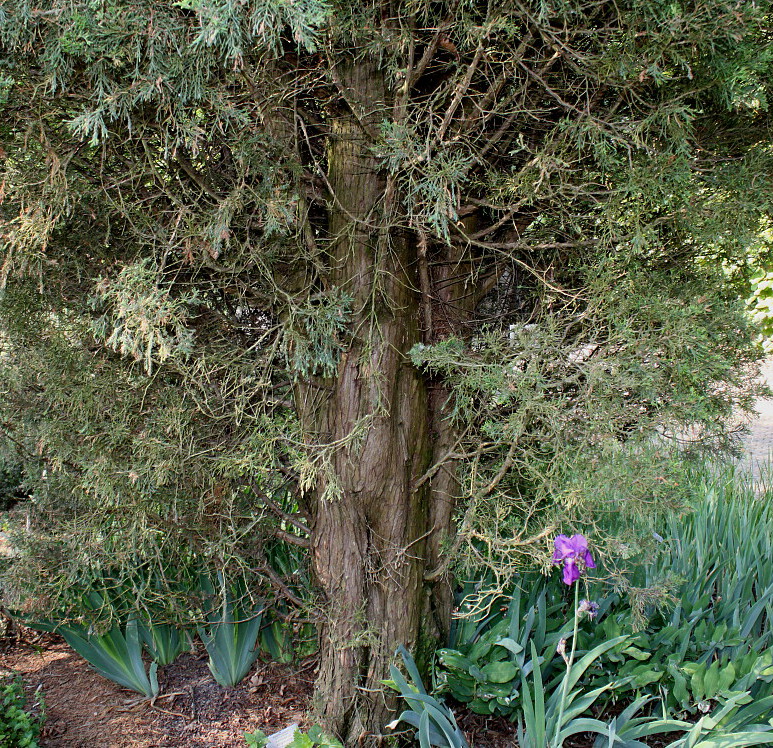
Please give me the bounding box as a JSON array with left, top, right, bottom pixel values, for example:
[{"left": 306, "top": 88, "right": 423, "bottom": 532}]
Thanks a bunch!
[{"left": 299, "top": 60, "right": 443, "bottom": 743}]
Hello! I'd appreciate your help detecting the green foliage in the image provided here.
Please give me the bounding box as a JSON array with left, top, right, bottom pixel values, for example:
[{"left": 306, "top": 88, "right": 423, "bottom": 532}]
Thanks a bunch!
[
  {"left": 26, "top": 563, "right": 310, "bottom": 698},
  {"left": 517, "top": 638, "right": 629, "bottom": 748},
  {"left": 410, "top": 266, "right": 765, "bottom": 592},
  {"left": 1, "top": 0, "right": 773, "bottom": 728},
  {"left": 385, "top": 646, "right": 469, "bottom": 748},
  {"left": 32, "top": 607, "right": 160, "bottom": 698},
  {"left": 70, "top": 567, "right": 194, "bottom": 668},
  {"left": 670, "top": 694, "right": 773, "bottom": 748},
  {"left": 592, "top": 692, "right": 773, "bottom": 748},
  {"left": 0, "top": 677, "right": 44, "bottom": 748},
  {"left": 90, "top": 258, "right": 197, "bottom": 374},
  {"left": 198, "top": 578, "right": 264, "bottom": 687},
  {"left": 137, "top": 619, "right": 189, "bottom": 667},
  {"left": 588, "top": 465, "right": 773, "bottom": 711},
  {"left": 0, "top": 0, "right": 768, "bottom": 617},
  {"left": 744, "top": 222, "right": 773, "bottom": 348},
  {"left": 280, "top": 292, "right": 353, "bottom": 379},
  {"left": 748, "top": 275, "right": 773, "bottom": 347},
  {"left": 433, "top": 463, "right": 773, "bottom": 745},
  {"left": 434, "top": 568, "right": 773, "bottom": 747},
  {"left": 259, "top": 619, "right": 294, "bottom": 664},
  {"left": 435, "top": 583, "right": 574, "bottom": 716},
  {"left": 62, "top": 619, "right": 159, "bottom": 698}
]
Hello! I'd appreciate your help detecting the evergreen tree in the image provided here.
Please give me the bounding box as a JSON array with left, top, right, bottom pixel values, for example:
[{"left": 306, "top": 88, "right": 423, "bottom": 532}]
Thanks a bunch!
[{"left": 0, "top": 0, "right": 771, "bottom": 741}]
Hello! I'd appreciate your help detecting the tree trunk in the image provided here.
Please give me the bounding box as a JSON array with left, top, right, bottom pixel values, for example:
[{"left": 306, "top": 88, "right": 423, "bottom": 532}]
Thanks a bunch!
[
  {"left": 301, "top": 59, "right": 438, "bottom": 744},
  {"left": 422, "top": 233, "right": 481, "bottom": 639}
]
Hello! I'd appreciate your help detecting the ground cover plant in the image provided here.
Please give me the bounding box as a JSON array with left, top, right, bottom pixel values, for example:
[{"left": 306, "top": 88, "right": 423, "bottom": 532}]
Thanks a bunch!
[
  {"left": 1, "top": 0, "right": 772, "bottom": 742},
  {"left": 0, "top": 675, "right": 44, "bottom": 748}
]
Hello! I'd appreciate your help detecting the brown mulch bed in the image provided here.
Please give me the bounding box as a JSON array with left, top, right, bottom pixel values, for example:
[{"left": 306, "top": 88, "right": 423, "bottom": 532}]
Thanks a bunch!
[
  {"left": 456, "top": 710, "right": 518, "bottom": 747},
  {"left": 1, "top": 634, "right": 314, "bottom": 748}
]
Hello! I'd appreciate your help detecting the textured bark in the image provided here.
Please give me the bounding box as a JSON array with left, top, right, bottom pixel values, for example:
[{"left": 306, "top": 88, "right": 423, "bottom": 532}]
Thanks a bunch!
[
  {"left": 300, "top": 60, "right": 436, "bottom": 744},
  {"left": 423, "top": 236, "right": 481, "bottom": 638}
]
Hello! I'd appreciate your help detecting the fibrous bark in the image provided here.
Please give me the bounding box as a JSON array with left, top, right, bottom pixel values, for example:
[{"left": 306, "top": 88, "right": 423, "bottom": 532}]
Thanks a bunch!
[{"left": 300, "top": 60, "right": 441, "bottom": 741}]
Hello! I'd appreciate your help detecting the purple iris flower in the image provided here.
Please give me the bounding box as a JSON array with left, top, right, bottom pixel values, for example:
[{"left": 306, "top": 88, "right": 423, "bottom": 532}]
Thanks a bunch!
[{"left": 552, "top": 534, "right": 596, "bottom": 585}]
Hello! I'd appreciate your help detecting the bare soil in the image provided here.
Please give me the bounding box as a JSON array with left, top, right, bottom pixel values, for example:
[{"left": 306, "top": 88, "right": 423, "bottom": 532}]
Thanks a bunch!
[{"left": 1, "top": 634, "right": 314, "bottom": 748}]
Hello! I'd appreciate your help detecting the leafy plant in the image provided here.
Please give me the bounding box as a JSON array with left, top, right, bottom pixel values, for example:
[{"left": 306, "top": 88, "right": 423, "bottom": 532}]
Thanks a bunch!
[
  {"left": 258, "top": 534, "right": 318, "bottom": 662},
  {"left": 432, "top": 466, "right": 773, "bottom": 745},
  {"left": 437, "top": 583, "right": 561, "bottom": 716},
  {"left": 585, "top": 467, "right": 773, "bottom": 712},
  {"left": 56, "top": 618, "right": 159, "bottom": 698},
  {"left": 30, "top": 591, "right": 160, "bottom": 697},
  {"left": 386, "top": 645, "right": 469, "bottom": 748},
  {"left": 198, "top": 579, "right": 264, "bottom": 688},
  {"left": 596, "top": 691, "right": 773, "bottom": 748},
  {"left": 517, "top": 636, "right": 629, "bottom": 748},
  {"left": 671, "top": 693, "right": 773, "bottom": 748},
  {"left": 259, "top": 619, "right": 294, "bottom": 664},
  {"left": 435, "top": 579, "right": 615, "bottom": 719},
  {"left": 0, "top": 676, "right": 44, "bottom": 748},
  {"left": 137, "top": 619, "right": 189, "bottom": 667}
]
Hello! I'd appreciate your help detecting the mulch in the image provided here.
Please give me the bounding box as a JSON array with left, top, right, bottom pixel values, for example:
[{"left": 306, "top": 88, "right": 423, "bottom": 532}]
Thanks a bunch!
[{"left": 1, "top": 633, "right": 314, "bottom": 748}]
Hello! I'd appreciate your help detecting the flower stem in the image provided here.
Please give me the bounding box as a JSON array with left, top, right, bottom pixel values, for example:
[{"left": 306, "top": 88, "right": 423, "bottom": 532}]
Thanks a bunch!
[{"left": 553, "top": 583, "right": 580, "bottom": 747}]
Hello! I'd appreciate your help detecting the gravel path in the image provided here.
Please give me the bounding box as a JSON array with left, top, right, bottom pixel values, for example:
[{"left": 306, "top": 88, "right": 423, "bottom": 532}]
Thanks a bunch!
[{"left": 739, "top": 358, "right": 773, "bottom": 481}]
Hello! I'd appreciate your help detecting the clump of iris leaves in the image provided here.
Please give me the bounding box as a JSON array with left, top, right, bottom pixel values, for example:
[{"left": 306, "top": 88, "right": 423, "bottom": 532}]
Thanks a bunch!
[
  {"left": 387, "top": 464, "right": 773, "bottom": 748},
  {"left": 27, "top": 567, "right": 315, "bottom": 698}
]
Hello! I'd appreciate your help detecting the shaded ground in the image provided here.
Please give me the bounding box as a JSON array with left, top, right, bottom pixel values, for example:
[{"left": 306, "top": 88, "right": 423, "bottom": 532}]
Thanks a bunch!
[
  {"left": 0, "top": 632, "right": 524, "bottom": 747},
  {"left": 1, "top": 633, "right": 517, "bottom": 747},
  {"left": 1, "top": 634, "right": 314, "bottom": 748}
]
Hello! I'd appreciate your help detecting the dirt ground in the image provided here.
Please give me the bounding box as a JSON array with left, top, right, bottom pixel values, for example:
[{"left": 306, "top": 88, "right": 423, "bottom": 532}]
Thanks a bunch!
[
  {"left": 1, "top": 634, "right": 315, "bottom": 748},
  {"left": 1, "top": 633, "right": 519, "bottom": 748}
]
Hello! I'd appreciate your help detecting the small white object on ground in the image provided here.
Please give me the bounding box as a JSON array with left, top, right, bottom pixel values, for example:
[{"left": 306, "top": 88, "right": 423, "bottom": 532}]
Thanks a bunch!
[{"left": 265, "top": 723, "right": 300, "bottom": 748}]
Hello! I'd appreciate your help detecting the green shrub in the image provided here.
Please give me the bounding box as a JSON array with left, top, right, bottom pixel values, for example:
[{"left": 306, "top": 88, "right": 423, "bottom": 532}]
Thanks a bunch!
[{"left": 0, "top": 676, "right": 44, "bottom": 748}]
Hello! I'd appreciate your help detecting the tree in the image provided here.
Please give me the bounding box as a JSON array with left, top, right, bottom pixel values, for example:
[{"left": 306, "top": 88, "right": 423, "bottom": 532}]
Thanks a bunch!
[{"left": 0, "top": 0, "right": 771, "bottom": 742}]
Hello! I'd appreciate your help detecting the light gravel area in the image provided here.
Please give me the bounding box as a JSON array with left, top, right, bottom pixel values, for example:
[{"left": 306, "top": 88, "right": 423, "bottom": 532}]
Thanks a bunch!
[{"left": 739, "top": 358, "right": 773, "bottom": 483}]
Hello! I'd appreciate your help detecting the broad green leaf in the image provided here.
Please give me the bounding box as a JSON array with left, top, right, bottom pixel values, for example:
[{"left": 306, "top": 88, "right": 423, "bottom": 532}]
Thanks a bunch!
[{"left": 480, "top": 661, "right": 518, "bottom": 683}]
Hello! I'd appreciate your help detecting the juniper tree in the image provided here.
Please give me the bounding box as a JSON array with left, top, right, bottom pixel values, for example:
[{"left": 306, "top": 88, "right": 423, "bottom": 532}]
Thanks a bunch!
[{"left": 1, "top": 0, "right": 772, "bottom": 742}]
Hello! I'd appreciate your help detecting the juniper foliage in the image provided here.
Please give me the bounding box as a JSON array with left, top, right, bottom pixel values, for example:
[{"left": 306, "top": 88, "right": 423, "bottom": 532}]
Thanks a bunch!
[{"left": 0, "top": 0, "right": 771, "bottom": 741}]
